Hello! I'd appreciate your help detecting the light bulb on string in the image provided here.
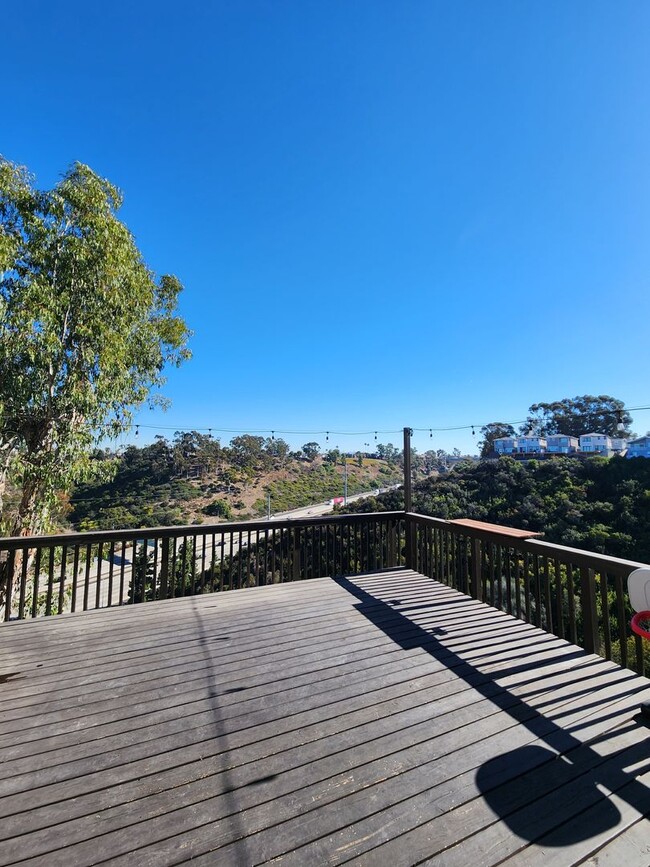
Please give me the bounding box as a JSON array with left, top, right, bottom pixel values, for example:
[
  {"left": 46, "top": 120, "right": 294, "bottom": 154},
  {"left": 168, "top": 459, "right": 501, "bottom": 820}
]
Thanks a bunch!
[
  {"left": 429, "top": 429, "right": 433, "bottom": 438},
  {"left": 135, "top": 425, "right": 139, "bottom": 437}
]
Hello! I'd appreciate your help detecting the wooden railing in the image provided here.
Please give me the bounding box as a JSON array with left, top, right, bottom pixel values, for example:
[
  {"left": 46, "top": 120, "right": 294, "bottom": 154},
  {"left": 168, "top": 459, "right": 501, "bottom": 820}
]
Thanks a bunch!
[
  {"left": 1, "top": 509, "right": 648, "bottom": 677},
  {"left": 406, "top": 512, "right": 648, "bottom": 676},
  {"left": 0, "top": 512, "right": 406, "bottom": 621}
]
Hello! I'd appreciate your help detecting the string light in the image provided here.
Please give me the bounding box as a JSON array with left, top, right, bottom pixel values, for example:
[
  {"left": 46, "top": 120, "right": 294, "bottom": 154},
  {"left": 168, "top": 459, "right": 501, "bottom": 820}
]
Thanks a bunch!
[{"left": 4, "top": 404, "right": 646, "bottom": 440}]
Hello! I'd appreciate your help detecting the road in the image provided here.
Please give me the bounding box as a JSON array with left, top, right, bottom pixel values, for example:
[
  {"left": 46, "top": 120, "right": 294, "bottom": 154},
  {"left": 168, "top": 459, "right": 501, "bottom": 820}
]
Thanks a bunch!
[{"left": 268, "top": 485, "right": 400, "bottom": 521}]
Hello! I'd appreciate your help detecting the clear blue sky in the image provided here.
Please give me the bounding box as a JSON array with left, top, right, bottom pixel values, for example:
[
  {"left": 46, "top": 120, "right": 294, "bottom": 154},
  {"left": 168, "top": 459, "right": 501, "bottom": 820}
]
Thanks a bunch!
[{"left": 4, "top": 1, "right": 650, "bottom": 455}]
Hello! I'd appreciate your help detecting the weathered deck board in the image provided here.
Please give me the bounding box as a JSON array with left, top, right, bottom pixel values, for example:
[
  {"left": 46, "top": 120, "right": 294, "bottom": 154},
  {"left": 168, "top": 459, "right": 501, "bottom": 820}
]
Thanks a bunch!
[{"left": 1, "top": 568, "right": 649, "bottom": 866}]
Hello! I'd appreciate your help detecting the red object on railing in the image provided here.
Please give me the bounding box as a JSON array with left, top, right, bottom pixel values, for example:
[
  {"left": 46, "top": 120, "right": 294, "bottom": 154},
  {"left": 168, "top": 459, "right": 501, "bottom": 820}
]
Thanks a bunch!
[{"left": 631, "top": 610, "right": 650, "bottom": 641}]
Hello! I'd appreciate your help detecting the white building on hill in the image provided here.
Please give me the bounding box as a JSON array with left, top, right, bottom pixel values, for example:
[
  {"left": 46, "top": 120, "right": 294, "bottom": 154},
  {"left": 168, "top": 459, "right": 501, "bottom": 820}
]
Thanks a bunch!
[
  {"left": 579, "top": 433, "right": 612, "bottom": 456},
  {"left": 546, "top": 435, "right": 579, "bottom": 454}
]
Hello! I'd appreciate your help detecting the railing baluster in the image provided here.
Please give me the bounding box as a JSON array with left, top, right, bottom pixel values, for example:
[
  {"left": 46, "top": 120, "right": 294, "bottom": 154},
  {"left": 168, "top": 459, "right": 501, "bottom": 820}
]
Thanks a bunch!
[
  {"left": 80, "top": 544, "right": 91, "bottom": 610},
  {"left": 118, "top": 541, "right": 126, "bottom": 604},
  {"left": 543, "top": 556, "right": 552, "bottom": 633},
  {"left": 58, "top": 545, "right": 68, "bottom": 615},
  {"left": 107, "top": 542, "right": 115, "bottom": 607},
  {"left": 567, "top": 562, "right": 577, "bottom": 645},
  {"left": 95, "top": 542, "right": 104, "bottom": 609},
  {"left": 600, "top": 570, "right": 612, "bottom": 661},
  {"left": 3, "top": 550, "right": 16, "bottom": 621},
  {"left": 210, "top": 532, "right": 217, "bottom": 592},
  {"left": 18, "top": 548, "right": 29, "bottom": 620},
  {"left": 45, "top": 547, "right": 55, "bottom": 616},
  {"left": 615, "top": 573, "right": 628, "bottom": 670},
  {"left": 31, "top": 548, "right": 42, "bottom": 619},
  {"left": 554, "top": 557, "right": 564, "bottom": 639},
  {"left": 522, "top": 552, "right": 531, "bottom": 623}
]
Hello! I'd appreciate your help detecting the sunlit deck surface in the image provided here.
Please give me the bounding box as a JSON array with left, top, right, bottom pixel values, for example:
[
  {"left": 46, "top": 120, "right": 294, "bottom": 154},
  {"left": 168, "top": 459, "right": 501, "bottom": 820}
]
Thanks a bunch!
[{"left": 2, "top": 569, "right": 650, "bottom": 866}]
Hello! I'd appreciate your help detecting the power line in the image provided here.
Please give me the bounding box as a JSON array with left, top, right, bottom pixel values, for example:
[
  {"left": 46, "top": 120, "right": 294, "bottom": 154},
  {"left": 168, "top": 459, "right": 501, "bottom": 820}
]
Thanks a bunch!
[{"left": 3, "top": 405, "right": 650, "bottom": 440}]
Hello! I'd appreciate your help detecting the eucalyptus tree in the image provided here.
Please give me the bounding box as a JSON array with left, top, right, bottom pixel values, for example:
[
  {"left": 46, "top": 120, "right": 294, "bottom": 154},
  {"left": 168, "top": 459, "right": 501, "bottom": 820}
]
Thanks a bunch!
[
  {"left": 521, "top": 395, "right": 632, "bottom": 439},
  {"left": 0, "top": 158, "right": 191, "bottom": 538}
]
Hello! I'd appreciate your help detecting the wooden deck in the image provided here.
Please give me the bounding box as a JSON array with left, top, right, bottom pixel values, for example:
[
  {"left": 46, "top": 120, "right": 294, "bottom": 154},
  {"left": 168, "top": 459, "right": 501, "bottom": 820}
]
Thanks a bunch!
[{"left": 1, "top": 568, "right": 650, "bottom": 866}]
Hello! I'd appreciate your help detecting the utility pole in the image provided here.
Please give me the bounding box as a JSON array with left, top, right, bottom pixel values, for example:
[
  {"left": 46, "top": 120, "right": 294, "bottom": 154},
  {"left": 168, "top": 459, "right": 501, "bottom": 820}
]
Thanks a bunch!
[
  {"left": 403, "top": 427, "right": 413, "bottom": 513},
  {"left": 404, "top": 426, "right": 414, "bottom": 569},
  {"left": 343, "top": 456, "right": 348, "bottom": 505},
  {"left": 266, "top": 491, "right": 271, "bottom": 520}
]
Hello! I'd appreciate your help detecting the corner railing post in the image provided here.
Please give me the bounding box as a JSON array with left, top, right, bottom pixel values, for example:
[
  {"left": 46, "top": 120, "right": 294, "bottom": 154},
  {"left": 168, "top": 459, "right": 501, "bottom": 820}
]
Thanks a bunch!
[{"left": 580, "top": 566, "right": 600, "bottom": 655}]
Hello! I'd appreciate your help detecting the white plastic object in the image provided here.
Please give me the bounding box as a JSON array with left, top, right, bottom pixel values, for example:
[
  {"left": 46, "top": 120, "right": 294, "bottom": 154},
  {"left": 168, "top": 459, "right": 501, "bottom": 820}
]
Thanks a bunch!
[{"left": 627, "top": 568, "right": 650, "bottom": 613}]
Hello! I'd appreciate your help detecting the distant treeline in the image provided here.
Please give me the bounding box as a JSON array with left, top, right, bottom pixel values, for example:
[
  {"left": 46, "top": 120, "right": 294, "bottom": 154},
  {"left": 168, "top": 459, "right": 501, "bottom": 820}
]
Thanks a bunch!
[{"left": 68, "top": 433, "right": 403, "bottom": 530}]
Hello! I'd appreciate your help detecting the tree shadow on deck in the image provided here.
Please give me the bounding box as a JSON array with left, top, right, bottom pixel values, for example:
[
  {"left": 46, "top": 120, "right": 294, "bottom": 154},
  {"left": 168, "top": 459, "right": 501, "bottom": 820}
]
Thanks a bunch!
[{"left": 335, "top": 573, "right": 650, "bottom": 849}]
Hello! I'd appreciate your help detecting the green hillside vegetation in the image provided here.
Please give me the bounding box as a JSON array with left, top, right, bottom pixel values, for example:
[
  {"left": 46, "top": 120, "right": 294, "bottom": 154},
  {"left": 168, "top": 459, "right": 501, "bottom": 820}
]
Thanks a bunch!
[
  {"left": 69, "top": 433, "right": 403, "bottom": 530},
  {"left": 346, "top": 455, "right": 650, "bottom": 562}
]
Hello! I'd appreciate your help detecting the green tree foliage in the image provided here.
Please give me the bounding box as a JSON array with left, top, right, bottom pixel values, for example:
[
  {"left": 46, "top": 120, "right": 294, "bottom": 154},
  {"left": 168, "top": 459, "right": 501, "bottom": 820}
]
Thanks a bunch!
[
  {"left": 264, "top": 437, "right": 290, "bottom": 463},
  {"left": 172, "top": 431, "right": 221, "bottom": 478},
  {"left": 376, "top": 443, "right": 400, "bottom": 463},
  {"left": 521, "top": 395, "right": 632, "bottom": 438},
  {"left": 0, "top": 158, "right": 190, "bottom": 536},
  {"left": 301, "top": 442, "right": 320, "bottom": 461},
  {"left": 347, "top": 455, "right": 650, "bottom": 563},
  {"left": 203, "top": 499, "right": 233, "bottom": 520},
  {"left": 71, "top": 440, "right": 195, "bottom": 529},
  {"left": 228, "top": 435, "right": 268, "bottom": 471},
  {"left": 478, "top": 422, "right": 516, "bottom": 457}
]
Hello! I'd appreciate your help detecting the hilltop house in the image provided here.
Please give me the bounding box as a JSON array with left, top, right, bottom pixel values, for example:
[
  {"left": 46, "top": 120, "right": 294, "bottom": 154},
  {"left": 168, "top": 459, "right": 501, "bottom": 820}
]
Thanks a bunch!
[
  {"left": 492, "top": 432, "right": 631, "bottom": 458},
  {"left": 517, "top": 435, "right": 547, "bottom": 454},
  {"left": 627, "top": 435, "right": 650, "bottom": 458},
  {"left": 493, "top": 436, "right": 517, "bottom": 455},
  {"left": 546, "top": 434, "right": 579, "bottom": 454},
  {"left": 579, "top": 433, "right": 612, "bottom": 456}
]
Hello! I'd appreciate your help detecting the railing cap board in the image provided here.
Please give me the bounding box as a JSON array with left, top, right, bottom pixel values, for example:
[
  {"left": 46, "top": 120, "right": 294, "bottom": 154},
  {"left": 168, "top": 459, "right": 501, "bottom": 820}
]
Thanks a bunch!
[
  {"left": 0, "top": 511, "right": 405, "bottom": 550},
  {"left": 447, "top": 518, "right": 543, "bottom": 539}
]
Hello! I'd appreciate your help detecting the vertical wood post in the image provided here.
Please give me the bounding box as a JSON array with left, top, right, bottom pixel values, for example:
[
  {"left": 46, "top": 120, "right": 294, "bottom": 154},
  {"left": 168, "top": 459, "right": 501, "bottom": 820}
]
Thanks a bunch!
[
  {"left": 580, "top": 566, "right": 600, "bottom": 655},
  {"left": 403, "top": 426, "right": 413, "bottom": 513},
  {"left": 403, "top": 427, "right": 414, "bottom": 568}
]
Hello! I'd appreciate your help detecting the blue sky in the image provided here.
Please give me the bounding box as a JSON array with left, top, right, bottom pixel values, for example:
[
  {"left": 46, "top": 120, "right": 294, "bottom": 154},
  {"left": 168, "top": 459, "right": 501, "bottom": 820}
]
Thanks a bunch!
[{"left": 4, "top": 1, "right": 650, "bottom": 455}]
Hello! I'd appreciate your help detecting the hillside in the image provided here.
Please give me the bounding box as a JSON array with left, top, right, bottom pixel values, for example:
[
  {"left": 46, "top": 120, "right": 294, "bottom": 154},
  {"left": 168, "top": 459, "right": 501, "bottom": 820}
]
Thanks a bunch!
[
  {"left": 344, "top": 455, "right": 650, "bottom": 563},
  {"left": 68, "top": 435, "right": 403, "bottom": 530}
]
